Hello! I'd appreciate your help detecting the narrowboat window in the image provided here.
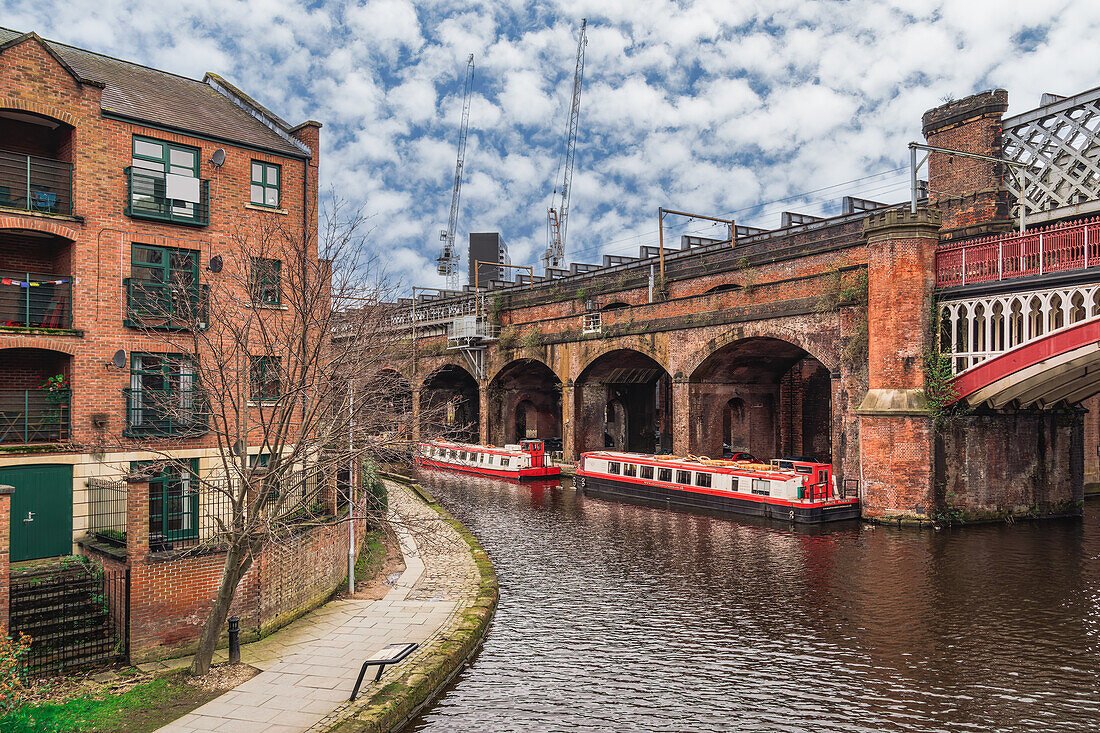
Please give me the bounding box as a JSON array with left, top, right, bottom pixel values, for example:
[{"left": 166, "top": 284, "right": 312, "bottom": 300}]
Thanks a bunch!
[
  {"left": 488, "top": 455, "right": 495, "bottom": 465},
  {"left": 501, "top": 458, "right": 510, "bottom": 467},
  {"left": 623, "top": 464, "right": 637, "bottom": 477},
  {"left": 695, "top": 472, "right": 712, "bottom": 488},
  {"left": 795, "top": 466, "right": 812, "bottom": 474},
  {"left": 752, "top": 479, "right": 771, "bottom": 496},
  {"left": 657, "top": 468, "right": 672, "bottom": 482},
  {"left": 459, "top": 451, "right": 467, "bottom": 460},
  {"left": 676, "top": 470, "right": 691, "bottom": 484},
  {"left": 608, "top": 462, "right": 621, "bottom": 475},
  {"left": 730, "top": 477, "right": 739, "bottom": 492},
  {"left": 640, "top": 465, "right": 654, "bottom": 480}
]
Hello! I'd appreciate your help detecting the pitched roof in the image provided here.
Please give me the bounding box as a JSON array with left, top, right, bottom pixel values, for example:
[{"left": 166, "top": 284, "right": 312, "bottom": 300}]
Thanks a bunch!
[{"left": 0, "top": 27, "right": 311, "bottom": 159}]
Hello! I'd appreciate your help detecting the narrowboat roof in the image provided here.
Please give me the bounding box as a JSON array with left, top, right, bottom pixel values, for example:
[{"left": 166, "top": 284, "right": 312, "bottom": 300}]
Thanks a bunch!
[{"left": 581, "top": 451, "right": 803, "bottom": 480}]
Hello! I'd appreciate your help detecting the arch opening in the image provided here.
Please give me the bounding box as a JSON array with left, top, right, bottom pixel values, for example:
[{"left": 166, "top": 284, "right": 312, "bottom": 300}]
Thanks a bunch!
[
  {"left": 689, "top": 337, "right": 832, "bottom": 463},
  {"left": 574, "top": 349, "right": 671, "bottom": 454},
  {"left": 0, "top": 347, "right": 72, "bottom": 445},
  {"left": 420, "top": 364, "right": 479, "bottom": 444},
  {"left": 489, "top": 359, "right": 562, "bottom": 448}
]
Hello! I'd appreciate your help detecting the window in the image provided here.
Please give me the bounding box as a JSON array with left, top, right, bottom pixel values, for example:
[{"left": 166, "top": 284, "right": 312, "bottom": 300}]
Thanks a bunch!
[
  {"left": 128, "top": 353, "right": 202, "bottom": 435},
  {"left": 640, "top": 465, "right": 654, "bottom": 480},
  {"left": 128, "top": 244, "right": 204, "bottom": 328},
  {"left": 459, "top": 451, "right": 467, "bottom": 460},
  {"left": 730, "top": 477, "right": 740, "bottom": 492},
  {"left": 488, "top": 455, "right": 495, "bottom": 465},
  {"left": 251, "top": 161, "right": 281, "bottom": 207},
  {"left": 130, "top": 136, "right": 203, "bottom": 223},
  {"left": 583, "top": 312, "right": 602, "bottom": 334},
  {"left": 623, "top": 464, "right": 637, "bottom": 477},
  {"left": 676, "top": 470, "right": 691, "bottom": 484},
  {"left": 501, "top": 458, "right": 510, "bottom": 467},
  {"left": 608, "top": 462, "right": 621, "bottom": 475},
  {"left": 137, "top": 459, "right": 199, "bottom": 542},
  {"left": 250, "top": 453, "right": 282, "bottom": 499},
  {"left": 695, "top": 472, "right": 712, "bottom": 488},
  {"left": 250, "top": 257, "right": 281, "bottom": 306},
  {"left": 657, "top": 468, "right": 672, "bottom": 482},
  {"left": 752, "top": 479, "right": 771, "bottom": 496},
  {"left": 250, "top": 355, "right": 281, "bottom": 402}
]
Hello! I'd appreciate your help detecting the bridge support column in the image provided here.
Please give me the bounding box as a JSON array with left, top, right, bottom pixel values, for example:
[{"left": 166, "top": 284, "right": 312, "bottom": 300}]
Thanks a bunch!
[
  {"left": 411, "top": 387, "right": 421, "bottom": 443},
  {"left": 672, "top": 377, "right": 690, "bottom": 456},
  {"left": 478, "top": 381, "right": 490, "bottom": 445},
  {"left": 857, "top": 208, "right": 941, "bottom": 519},
  {"left": 562, "top": 383, "right": 575, "bottom": 461}
]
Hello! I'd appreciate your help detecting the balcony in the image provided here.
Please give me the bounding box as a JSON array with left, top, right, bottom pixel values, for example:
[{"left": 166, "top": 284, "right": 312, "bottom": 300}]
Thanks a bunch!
[
  {"left": 124, "top": 167, "right": 209, "bottom": 227},
  {"left": 124, "top": 279, "right": 209, "bottom": 330},
  {"left": 0, "top": 388, "right": 70, "bottom": 445},
  {"left": 0, "top": 150, "right": 73, "bottom": 216},
  {"left": 0, "top": 270, "right": 71, "bottom": 329},
  {"left": 123, "top": 387, "right": 208, "bottom": 437}
]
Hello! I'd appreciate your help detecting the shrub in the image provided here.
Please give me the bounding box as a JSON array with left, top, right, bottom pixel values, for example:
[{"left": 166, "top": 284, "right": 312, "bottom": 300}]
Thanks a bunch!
[
  {"left": 0, "top": 633, "right": 31, "bottom": 711},
  {"left": 497, "top": 328, "right": 519, "bottom": 351},
  {"left": 521, "top": 331, "right": 544, "bottom": 349}
]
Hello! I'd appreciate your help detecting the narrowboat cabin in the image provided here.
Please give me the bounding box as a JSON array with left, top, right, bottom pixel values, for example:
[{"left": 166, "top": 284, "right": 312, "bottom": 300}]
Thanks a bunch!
[
  {"left": 575, "top": 451, "right": 859, "bottom": 523},
  {"left": 417, "top": 439, "right": 561, "bottom": 480}
]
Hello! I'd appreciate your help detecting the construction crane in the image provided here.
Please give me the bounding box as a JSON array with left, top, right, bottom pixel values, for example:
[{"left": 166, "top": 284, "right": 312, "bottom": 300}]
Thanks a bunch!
[
  {"left": 437, "top": 54, "right": 475, "bottom": 291},
  {"left": 544, "top": 19, "right": 587, "bottom": 272}
]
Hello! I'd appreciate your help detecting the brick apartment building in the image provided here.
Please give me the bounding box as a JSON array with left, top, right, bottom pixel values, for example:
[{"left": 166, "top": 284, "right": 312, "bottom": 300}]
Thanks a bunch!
[{"left": 0, "top": 28, "right": 363, "bottom": 669}]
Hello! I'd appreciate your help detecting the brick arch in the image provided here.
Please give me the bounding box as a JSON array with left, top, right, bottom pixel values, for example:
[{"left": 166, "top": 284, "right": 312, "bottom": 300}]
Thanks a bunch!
[
  {"left": 0, "top": 98, "right": 78, "bottom": 128},
  {"left": 0, "top": 215, "right": 79, "bottom": 241},
  {"left": 572, "top": 337, "right": 670, "bottom": 383},
  {"left": 486, "top": 355, "right": 564, "bottom": 386},
  {"left": 418, "top": 360, "right": 476, "bottom": 386},
  {"left": 682, "top": 321, "right": 841, "bottom": 380},
  {"left": 0, "top": 338, "right": 78, "bottom": 355}
]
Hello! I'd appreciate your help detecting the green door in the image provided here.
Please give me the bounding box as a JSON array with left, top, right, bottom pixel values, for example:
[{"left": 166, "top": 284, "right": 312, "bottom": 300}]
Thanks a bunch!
[{"left": 0, "top": 464, "right": 73, "bottom": 562}]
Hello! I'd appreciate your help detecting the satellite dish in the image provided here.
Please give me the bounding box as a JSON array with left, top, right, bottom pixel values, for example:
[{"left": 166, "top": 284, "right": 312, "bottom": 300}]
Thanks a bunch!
[
  {"left": 109, "top": 349, "right": 126, "bottom": 369},
  {"left": 210, "top": 148, "right": 226, "bottom": 167},
  {"left": 208, "top": 255, "right": 223, "bottom": 273}
]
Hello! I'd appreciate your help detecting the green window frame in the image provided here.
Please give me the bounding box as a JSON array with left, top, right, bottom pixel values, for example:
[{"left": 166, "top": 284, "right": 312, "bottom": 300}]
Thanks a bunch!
[
  {"left": 250, "top": 161, "right": 280, "bottom": 208},
  {"left": 132, "top": 244, "right": 199, "bottom": 286},
  {"left": 130, "top": 136, "right": 202, "bottom": 222},
  {"left": 135, "top": 458, "right": 199, "bottom": 542},
  {"left": 128, "top": 352, "right": 201, "bottom": 435},
  {"left": 250, "top": 355, "right": 281, "bottom": 403},
  {"left": 250, "top": 257, "right": 282, "bottom": 306}
]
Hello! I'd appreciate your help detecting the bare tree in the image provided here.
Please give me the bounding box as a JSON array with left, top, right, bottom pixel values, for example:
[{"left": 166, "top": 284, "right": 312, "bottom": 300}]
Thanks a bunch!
[{"left": 124, "top": 201, "right": 420, "bottom": 674}]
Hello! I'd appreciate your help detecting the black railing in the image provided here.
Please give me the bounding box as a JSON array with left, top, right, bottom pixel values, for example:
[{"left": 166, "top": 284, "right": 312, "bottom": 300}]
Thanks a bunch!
[
  {"left": 124, "top": 279, "right": 209, "bottom": 330},
  {"left": 0, "top": 270, "right": 71, "bottom": 329},
  {"left": 124, "top": 167, "right": 209, "bottom": 226},
  {"left": 0, "top": 388, "right": 70, "bottom": 444},
  {"left": 84, "top": 478, "right": 128, "bottom": 547},
  {"left": 0, "top": 150, "right": 73, "bottom": 216},
  {"left": 123, "top": 387, "right": 208, "bottom": 437}
]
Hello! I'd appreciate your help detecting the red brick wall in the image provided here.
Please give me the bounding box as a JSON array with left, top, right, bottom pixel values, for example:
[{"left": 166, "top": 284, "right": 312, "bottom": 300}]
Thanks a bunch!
[
  {"left": 0, "top": 347, "right": 67, "bottom": 387},
  {"left": 859, "top": 415, "right": 935, "bottom": 517},
  {"left": 922, "top": 89, "right": 1012, "bottom": 238}
]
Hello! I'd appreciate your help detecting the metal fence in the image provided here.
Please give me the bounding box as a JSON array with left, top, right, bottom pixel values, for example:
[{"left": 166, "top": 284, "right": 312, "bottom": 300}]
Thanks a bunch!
[
  {"left": 0, "top": 149, "right": 73, "bottom": 216},
  {"left": 124, "top": 167, "right": 209, "bottom": 226},
  {"left": 84, "top": 478, "right": 128, "bottom": 547},
  {"left": 0, "top": 270, "right": 71, "bottom": 329},
  {"left": 123, "top": 279, "right": 210, "bottom": 330},
  {"left": 10, "top": 563, "right": 129, "bottom": 676},
  {"left": 0, "top": 388, "right": 70, "bottom": 444},
  {"left": 123, "top": 387, "right": 208, "bottom": 437}
]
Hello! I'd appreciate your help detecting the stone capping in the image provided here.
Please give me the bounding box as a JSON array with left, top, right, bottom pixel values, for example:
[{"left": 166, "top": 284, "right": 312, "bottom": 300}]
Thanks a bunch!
[
  {"left": 921, "top": 89, "right": 1008, "bottom": 136},
  {"left": 862, "top": 207, "right": 942, "bottom": 239},
  {"left": 0, "top": 485, "right": 11, "bottom": 495},
  {"left": 332, "top": 475, "right": 498, "bottom": 733},
  {"left": 856, "top": 388, "right": 931, "bottom": 416}
]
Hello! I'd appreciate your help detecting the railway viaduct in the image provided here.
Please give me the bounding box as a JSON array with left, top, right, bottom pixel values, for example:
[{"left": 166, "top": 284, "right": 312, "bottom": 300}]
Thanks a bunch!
[{"left": 388, "top": 86, "right": 1100, "bottom": 524}]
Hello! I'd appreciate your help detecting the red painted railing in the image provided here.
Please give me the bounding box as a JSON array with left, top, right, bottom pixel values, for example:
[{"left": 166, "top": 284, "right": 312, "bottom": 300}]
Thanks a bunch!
[{"left": 936, "top": 217, "right": 1100, "bottom": 288}]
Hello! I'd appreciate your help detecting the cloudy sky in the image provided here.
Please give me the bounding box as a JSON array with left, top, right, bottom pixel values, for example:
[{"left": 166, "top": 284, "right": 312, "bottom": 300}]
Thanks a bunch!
[{"left": 4, "top": 0, "right": 1100, "bottom": 291}]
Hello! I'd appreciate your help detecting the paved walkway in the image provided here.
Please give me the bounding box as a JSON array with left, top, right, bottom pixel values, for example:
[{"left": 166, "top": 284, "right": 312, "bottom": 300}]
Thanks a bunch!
[{"left": 155, "top": 482, "right": 478, "bottom": 733}]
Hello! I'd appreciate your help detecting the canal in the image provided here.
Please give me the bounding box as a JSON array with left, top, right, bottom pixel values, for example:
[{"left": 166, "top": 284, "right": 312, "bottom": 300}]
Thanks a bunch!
[{"left": 408, "top": 472, "right": 1100, "bottom": 732}]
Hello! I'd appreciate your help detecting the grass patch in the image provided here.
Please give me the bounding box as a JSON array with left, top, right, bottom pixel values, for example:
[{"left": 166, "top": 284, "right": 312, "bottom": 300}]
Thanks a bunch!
[
  {"left": 354, "top": 528, "right": 387, "bottom": 584},
  {"left": 0, "top": 670, "right": 221, "bottom": 733}
]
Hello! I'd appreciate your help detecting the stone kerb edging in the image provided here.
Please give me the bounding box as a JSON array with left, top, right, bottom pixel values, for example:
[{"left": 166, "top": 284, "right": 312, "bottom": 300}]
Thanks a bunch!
[{"left": 327, "top": 477, "right": 498, "bottom": 733}]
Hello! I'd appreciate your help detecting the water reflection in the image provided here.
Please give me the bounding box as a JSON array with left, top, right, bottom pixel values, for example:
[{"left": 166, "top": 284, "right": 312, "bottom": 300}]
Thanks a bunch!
[{"left": 408, "top": 469, "right": 1100, "bottom": 732}]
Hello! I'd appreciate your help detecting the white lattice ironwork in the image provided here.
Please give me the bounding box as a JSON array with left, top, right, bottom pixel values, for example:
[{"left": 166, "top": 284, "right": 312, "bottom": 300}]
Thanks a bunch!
[
  {"left": 1003, "top": 87, "right": 1100, "bottom": 223},
  {"left": 940, "top": 282, "right": 1100, "bottom": 373}
]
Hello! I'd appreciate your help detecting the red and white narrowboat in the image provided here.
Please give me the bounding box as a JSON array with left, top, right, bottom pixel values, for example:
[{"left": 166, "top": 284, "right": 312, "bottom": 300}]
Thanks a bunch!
[
  {"left": 575, "top": 451, "right": 859, "bottom": 523},
  {"left": 416, "top": 439, "right": 561, "bottom": 481}
]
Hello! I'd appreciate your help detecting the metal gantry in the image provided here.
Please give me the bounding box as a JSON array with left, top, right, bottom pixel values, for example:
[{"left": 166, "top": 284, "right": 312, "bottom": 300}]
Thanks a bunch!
[
  {"left": 437, "top": 54, "right": 475, "bottom": 291},
  {"left": 544, "top": 19, "right": 588, "bottom": 272},
  {"left": 1003, "top": 87, "right": 1100, "bottom": 226}
]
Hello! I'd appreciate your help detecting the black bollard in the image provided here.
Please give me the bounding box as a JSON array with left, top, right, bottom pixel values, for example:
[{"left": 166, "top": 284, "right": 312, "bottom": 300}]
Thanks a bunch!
[{"left": 228, "top": 616, "right": 240, "bottom": 664}]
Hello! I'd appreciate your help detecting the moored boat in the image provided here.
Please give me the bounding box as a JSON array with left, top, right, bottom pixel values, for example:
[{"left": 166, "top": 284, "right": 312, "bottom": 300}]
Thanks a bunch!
[
  {"left": 575, "top": 451, "right": 859, "bottom": 523},
  {"left": 416, "top": 439, "right": 561, "bottom": 480}
]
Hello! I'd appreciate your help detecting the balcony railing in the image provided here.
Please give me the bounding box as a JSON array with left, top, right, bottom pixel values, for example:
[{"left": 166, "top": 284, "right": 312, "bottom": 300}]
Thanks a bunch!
[
  {"left": 0, "top": 271, "right": 71, "bottom": 329},
  {"left": 124, "top": 167, "right": 209, "bottom": 227},
  {"left": 124, "top": 279, "right": 209, "bottom": 330},
  {"left": 0, "top": 150, "right": 73, "bottom": 216},
  {"left": 123, "top": 387, "right": 208, "bottom": 437},
  {"left": 0, "top": 388, "right": 70, "bottom": 444}
]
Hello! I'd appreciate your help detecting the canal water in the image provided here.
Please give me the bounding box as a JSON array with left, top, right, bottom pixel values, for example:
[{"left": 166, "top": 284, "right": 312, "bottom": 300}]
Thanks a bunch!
[{"left": 408, "top": 472, "right": 1100, "bottom": 732}]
